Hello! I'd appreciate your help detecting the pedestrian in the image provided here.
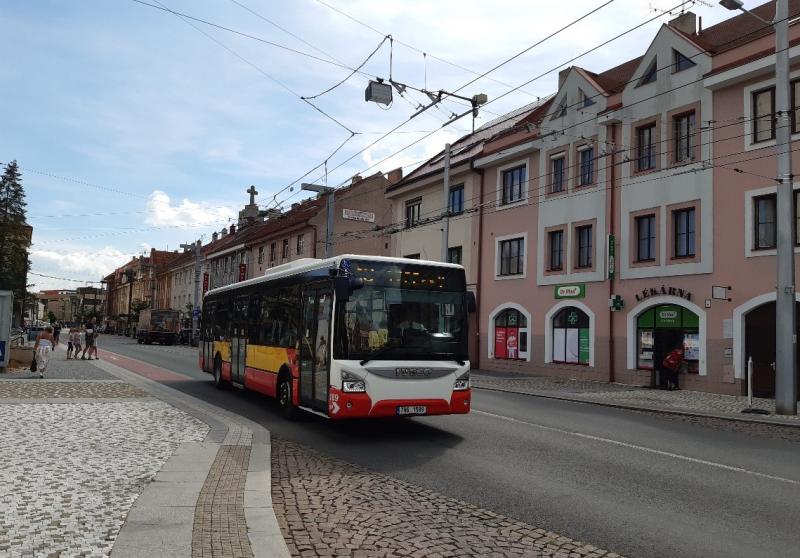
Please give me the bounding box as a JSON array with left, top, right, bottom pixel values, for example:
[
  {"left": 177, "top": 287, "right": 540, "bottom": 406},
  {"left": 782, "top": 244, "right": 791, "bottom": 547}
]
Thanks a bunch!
[
  {"left": 661, "top": 344, "right": 685, "bottom": 391},
  {"left": 66, "top": 327, "right": 75, "bottom": 359},
  {"left": 74, "top": 327, "right": 84, "bottom": 360},
  {"left": 34, "top": 325, "right": 56, "bottom": 378},
  {"left": 53, "top": 322, "right": 61, "bottom": 345},
  {"left": 82, "top": 317, "right": 99, "bottom": 360}
]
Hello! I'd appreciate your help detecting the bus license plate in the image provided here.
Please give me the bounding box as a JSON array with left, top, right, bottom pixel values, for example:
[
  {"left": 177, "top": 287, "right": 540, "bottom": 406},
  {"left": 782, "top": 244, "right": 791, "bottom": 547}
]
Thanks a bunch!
[{"left": 397, "top": 405, "right": 427, "bottom": 416}]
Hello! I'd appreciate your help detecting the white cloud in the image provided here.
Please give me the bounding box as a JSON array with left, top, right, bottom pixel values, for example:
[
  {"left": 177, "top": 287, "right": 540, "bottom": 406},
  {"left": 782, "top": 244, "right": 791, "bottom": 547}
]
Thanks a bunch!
[
  {"left": 30, "top": 245, "right": 133, "bottom": 287},
  {"left": 145, "top": 190, "right": 236, "bottom": 228}
]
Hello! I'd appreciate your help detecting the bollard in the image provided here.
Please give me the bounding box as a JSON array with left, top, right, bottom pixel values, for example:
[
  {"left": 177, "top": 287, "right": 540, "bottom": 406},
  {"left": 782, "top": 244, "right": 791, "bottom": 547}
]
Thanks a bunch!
[{"left": 747, "top": 355, "right": 753, "bottom": 408}]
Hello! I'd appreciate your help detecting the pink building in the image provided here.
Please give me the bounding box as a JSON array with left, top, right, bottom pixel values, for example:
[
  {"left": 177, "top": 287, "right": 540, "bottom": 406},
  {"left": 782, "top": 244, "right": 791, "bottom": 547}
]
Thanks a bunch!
[{"left": 416, "top": 2, "right": 800, "bottom": 398}]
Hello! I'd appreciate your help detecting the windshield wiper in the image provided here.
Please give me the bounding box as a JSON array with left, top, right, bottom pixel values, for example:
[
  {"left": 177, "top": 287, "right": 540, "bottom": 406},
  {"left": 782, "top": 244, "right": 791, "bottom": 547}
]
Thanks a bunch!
[{"left": 359, "top": 345, "right": 397, "bottom": 366}]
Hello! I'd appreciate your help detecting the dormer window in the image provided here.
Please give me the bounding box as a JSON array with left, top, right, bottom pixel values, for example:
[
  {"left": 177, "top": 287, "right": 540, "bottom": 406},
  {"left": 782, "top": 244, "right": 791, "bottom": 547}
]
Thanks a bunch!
[
  {"left": 638, "top": 58, "right": 657, "bottom": 86},
  {"left": 673, "top": 49, "right": 696, "bottom": 73}
]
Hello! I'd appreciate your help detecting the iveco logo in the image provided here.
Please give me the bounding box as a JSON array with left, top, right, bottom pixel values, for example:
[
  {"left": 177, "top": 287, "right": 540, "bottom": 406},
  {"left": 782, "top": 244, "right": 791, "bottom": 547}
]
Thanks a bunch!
[{"left": 395, "top": 367, "right": 432, "bottom": 378}]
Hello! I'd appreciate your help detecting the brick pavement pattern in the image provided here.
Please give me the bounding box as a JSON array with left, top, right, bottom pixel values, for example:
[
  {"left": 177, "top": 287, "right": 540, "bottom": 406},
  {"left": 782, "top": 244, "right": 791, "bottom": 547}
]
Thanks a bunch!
[
  {"left": 272, "top": 438, "right": 623, "bottom": 558},
  {"left": 192, "top": 444, "right": 254, "bottom": 558},
  {"left": 472, "top": 372, "right": 800, "bottom": 422},
  {"left": 0, "top": 359, "right": 209, "bottom": 557},
  {"left": 0, "top": 379, "right": 149, "bottom": 399}
]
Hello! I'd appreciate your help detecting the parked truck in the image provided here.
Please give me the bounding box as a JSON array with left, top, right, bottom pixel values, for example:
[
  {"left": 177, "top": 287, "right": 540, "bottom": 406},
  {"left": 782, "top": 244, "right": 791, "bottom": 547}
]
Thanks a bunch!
[{"left": 136, "top": 309, "right": 180, "bottom": 345}]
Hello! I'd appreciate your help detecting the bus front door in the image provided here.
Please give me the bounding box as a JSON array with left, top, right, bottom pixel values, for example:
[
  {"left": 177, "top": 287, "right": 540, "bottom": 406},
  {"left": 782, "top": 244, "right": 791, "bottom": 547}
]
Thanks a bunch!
[{"left": 300, "top": 287, "right": 331, "bottom": 412}]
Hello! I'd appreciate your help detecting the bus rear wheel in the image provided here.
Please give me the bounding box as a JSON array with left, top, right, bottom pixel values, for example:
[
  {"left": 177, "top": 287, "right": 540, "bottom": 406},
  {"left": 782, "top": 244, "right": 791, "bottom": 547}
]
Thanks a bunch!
[
  {"left": 278, "top": 378, "right": 297, "bottom": 420},
  {"left": 213, "top": 356, "right": 226, "bottom": 390}
]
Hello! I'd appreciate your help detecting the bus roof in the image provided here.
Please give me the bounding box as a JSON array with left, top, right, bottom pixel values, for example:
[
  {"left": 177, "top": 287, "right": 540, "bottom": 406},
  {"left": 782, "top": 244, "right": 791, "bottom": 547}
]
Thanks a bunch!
[{"left": 205, "top": 254, "right": 464, "bottom": 297}]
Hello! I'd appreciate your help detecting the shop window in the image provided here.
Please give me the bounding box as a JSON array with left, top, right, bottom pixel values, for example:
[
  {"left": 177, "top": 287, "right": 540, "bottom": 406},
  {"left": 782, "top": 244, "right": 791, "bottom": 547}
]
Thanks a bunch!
[
  {"left": 494, "top": 309, "right": 528, "bottom": 360},
  {"left": 501, "top": 165, "right": 526, "bottom": 205},
  {"left": 636, "top": 305, "right": 699, "bottom": 373},
  {"left": 754, "top": 194, "right": 776, "bottom": 249},
  {"left": 552, "top": 307, "right": 590, "bottom": 364}
]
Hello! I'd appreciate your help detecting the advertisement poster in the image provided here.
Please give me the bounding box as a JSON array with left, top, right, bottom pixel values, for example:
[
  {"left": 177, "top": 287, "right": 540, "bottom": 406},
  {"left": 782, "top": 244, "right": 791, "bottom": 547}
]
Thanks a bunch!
[
  {"left": 578, "top": 328, "right": 590, "bottom": 364},
  {"left": 683, "top": 332, "right": 700, "bottom": 361},
  {"left": 495, "top": 328, "right": 507, "bottom": 359},
  {"left": 507, "top": 329, "right": 518, "bottom": 359}
]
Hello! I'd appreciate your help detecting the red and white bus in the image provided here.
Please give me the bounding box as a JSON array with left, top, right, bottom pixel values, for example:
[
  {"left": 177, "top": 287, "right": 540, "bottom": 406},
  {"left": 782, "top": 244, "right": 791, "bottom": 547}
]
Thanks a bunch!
[{"left": 200, "top": 255, "right": 472, "bottom": 419}]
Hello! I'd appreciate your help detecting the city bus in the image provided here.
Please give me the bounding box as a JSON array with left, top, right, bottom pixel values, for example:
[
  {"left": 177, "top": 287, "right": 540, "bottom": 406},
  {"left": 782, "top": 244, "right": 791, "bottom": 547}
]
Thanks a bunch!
[{"left": 199, "top": 255, "right": 472, "bottom": 419}]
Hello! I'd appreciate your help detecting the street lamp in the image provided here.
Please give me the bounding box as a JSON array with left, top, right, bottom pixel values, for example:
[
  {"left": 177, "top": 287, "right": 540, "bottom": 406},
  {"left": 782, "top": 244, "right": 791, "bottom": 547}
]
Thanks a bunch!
[
  {"left": 301, "top": 183, "right": 335, "bottom": 258},
  {"left": 720, "top": 0, "right": 796, "bottom": 415}
]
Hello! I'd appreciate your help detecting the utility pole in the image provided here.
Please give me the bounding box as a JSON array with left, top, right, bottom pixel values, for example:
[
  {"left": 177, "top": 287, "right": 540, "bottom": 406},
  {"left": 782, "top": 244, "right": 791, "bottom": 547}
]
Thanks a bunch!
[
  {"left": 441, "top": 143, "right": 452, "bottom": 262},
  {"left": 301, "top": 183, "right": 335, "bottom": 258},
  {"left": 181, "top": 240, "right": 202, "bottom": 338},
  {"left": 720, "top": 0, "right": 796, "bottom": 414}
]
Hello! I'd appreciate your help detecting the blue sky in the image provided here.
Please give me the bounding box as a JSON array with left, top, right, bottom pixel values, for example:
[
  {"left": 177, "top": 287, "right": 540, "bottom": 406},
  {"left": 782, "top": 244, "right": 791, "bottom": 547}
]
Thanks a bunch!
[{"left": 1, "top": 0, "right": 756, "bottom": 291}]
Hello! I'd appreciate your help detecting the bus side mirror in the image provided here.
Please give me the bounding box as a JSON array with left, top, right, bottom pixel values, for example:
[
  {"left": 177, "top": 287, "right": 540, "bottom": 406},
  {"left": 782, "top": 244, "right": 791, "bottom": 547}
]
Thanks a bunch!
[
  {"left": 466, "top": 292, "right": 476, "bottom": 313},
  {"left": 349, "top": 277, "right": 364, "bottom": 291}
]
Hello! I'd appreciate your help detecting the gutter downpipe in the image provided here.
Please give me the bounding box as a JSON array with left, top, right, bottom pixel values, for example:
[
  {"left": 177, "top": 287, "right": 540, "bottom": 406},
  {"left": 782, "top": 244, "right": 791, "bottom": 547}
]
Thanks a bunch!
[
  {"left": 473, "top": 161, "right": 485, "bottom": 367},
  {"left": 608, "top": 123, "right": 617, "bottom": 384}
]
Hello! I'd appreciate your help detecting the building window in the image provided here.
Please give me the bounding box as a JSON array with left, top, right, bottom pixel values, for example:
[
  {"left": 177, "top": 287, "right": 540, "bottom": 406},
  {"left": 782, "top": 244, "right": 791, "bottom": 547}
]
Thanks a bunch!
[
  {"left": 405, "top": 197, "right": 421, "bottom": 228},
  {"left": 499, "top": 238, "right": 524, "bottom": 276},
  {"left": 552, "top": 307, "right": 590, "bottom": 364},
  {"left": 673, "top": 49, "right": 696, "bottom": 73},
  {"left": 448, "top": 184, "right": 464, "bottom": 215},
  {"left": 551, "top": 156, "right": 565, "bottom": 193},
  {"left": 296, "top": 234, "right": 304, "bottom": 255},
  {"left": 548, "top": 230, "right": 563, "bottom": 271},
  {"left": 501, "top": 165, "right": 526, "bottom": 205},
  {"left": 575, "top": 225, "right": 592, "bottom": 269},
  {"left": 673, "top": 208, "right": 696, "bottom": 258},
  {"left": 752, "top": 87, "right": 775, "bottom": 143},
  {"left": 637, "top": 124, "right": 656, "bottom": 171},
  {"left": 404, "top": 253, "right": 420, "bottom": 259},
  {"left": 494, "top": 309, "right": 528, "bottom": 360},
  {"left": 636, "top": 214, "right": 656, "bottom": 262},
  {"left": 578, "top": 148, "right": 593, "bottom": 186},
  {"left": 447, "top": 246, "right": 462, "bottom": 265},
  {"left": 793, "top": 79, "right": 800, "bottom": 133},
  {"left": 579, "top": 89, "right": 595, "bottom": 107},
  {"left": 269, "top": 242, "right": 276, "bottom": 262},
  {"left": 282, "top": 239, "right": 289, "bottom": 259},
  {"left": 674, "top": 112, "right": 695, "bottom": 163},
  {"left": 754, "top": 194, "right": 777, "bottom": 249},
  {"left": 638, "top": 58, "right": 657, "bottom": 86}
]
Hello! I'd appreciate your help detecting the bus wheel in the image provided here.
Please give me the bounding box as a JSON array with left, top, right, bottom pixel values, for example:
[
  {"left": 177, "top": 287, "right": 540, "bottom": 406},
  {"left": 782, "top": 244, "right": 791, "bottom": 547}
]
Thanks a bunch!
[
  {"left": 278, "top": 378, "right": 297, "bottom": 420},
  {"left": 213, "top": 356, "right": 226, "bottom": 390}
]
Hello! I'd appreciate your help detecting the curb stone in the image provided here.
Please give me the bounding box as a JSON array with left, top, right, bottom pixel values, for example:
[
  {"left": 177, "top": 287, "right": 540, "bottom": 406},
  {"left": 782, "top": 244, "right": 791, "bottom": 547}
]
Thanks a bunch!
[
  {"left": 88, "top": 353, "right": 289, "bottom": 558},
  {"left": 472, "top": 383, "right": 800, "bottom": 429}
]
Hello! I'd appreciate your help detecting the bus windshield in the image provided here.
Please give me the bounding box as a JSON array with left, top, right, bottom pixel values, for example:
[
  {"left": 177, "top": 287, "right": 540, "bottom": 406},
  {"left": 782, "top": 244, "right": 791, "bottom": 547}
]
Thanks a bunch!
[{"left": 334, "top": 286, "right": 468, "bottom": 362}]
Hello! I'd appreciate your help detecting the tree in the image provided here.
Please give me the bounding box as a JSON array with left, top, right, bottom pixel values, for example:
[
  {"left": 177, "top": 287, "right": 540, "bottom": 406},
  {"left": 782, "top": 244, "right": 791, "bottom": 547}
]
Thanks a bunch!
[
  {"left": 47, "top": 311, "right": 56, "bottom": 324},
  {"left": 130, "top": 299, "right": 150, "bottom": 322},
  {"left": 0, "top": 160, "right": 31, "bottom": 324}
]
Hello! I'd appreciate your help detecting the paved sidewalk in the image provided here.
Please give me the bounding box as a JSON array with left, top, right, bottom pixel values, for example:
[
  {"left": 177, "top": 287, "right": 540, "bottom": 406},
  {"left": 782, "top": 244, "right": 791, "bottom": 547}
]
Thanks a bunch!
[
  {"left": 0, "top": 349, "right": 289, "bottom": 557},
  {"left": 472, "top": 369, "right": 800, "bottom": 426}
]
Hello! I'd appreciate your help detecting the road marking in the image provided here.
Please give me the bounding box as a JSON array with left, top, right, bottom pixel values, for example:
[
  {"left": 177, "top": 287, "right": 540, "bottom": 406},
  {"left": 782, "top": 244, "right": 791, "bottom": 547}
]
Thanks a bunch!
[{"left": 472, "top": 409, "right": 800, "bottom": 486}]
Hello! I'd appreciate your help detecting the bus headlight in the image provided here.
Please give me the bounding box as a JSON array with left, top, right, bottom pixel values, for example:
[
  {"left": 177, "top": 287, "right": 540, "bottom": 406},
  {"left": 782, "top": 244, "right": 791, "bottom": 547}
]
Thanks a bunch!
[
  {"left": 453, "top": 371, "right": 470, "bottom": 391},
  {"left": 342, "top": 370, "right": 366, "bottom": 393}
]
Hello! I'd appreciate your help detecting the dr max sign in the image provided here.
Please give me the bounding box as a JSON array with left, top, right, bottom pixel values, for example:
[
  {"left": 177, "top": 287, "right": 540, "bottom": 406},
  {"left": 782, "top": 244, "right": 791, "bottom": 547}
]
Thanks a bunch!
[{"left": 554, "top": 284, "right": 585, "bottom": 299}]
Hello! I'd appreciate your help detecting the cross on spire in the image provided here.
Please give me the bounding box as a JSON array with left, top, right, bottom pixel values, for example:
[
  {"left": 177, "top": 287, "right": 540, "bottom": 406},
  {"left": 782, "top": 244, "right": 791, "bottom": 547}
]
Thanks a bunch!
[{"left": 247, "top": 185, "right": 258, "bottom": 205}]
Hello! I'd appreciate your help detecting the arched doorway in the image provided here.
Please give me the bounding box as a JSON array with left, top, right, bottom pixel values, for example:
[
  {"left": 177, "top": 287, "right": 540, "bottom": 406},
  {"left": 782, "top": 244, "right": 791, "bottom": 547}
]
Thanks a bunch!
[
  {"left": 551, "top": 306, "right": 590, "bottom": 364},
  {"left": 635, "top": 304, "right": 700, "bottom": 387},
  {"left": 743, "top": 302, "right": 800, "bottom": 398},
  {"left": 490, "top": 307, "right": 529, "bottom": 361}
]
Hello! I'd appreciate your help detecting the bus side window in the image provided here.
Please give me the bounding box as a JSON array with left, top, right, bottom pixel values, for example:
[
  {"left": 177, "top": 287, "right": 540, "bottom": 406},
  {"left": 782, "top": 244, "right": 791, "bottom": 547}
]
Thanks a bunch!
[
  {"left": 215, "top": 297, "right": 230, "bottom": 340},
  {"left": 247, "top": 295, "right": 261, "bottom": 345}
]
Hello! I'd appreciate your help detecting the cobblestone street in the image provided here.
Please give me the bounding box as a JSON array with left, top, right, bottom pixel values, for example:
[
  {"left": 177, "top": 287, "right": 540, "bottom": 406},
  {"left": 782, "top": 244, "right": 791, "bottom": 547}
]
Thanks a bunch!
[
  {"left": 272, "top": 438, "right": 622, "bottom": 558},
  {"left": 0, "top": 360, "right": 209, "bottom": 557}
]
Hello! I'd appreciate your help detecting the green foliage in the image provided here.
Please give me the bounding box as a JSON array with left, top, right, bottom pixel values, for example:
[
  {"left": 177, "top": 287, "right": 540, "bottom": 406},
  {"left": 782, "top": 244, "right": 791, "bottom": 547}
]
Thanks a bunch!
[
  {"left": 47, "top": 311, "right": 56, "bottom": 324},
  {"left": 130, "top": 299, "right": 150, "bottom": 320},
  {"left": 0, "top": 160, "right": 31, "bottom": 319}
]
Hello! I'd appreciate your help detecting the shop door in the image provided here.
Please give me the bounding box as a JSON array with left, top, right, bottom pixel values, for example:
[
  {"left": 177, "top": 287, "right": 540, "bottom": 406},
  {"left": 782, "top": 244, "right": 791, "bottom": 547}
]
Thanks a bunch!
[
  {"left": 300, "top": 286, "right": 331, "bottom": 412},
  {"left": 231, "top": 296, "right": 248, "bottom": 384},
  {"left": 654, "top": 330, "right": 683, "bottom": 389}
]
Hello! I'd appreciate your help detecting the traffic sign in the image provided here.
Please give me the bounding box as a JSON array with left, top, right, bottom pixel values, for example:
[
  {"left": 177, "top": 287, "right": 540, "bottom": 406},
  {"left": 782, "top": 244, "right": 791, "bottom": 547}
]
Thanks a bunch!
[{"left": 192, "top": 308, "right": 201, "bottom": 318}]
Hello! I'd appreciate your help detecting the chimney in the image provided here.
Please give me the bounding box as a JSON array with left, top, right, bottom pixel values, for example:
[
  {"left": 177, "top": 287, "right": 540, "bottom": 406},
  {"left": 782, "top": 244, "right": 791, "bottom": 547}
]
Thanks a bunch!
[
  {"left": 265, "top": 208, "right": 282, "bottom": 221},
  {"left": 387, "top": 167, "right": 403, "bottom": 185},
  {"left": 291, "top": 203, "right": 300, "bottom": 210},
  {"left": 220, "top": 227, "right": 227, "bottom": 237},
  {"left": 229, "top": 224, "right": 236, "bottom": 235},
  {"left": 558, "top": 67, "right": 571, "bottom": 89},
  {"left": 351, "top": 174, "right": 363, "bottom": 184},
  {"left": 669, "top": 11, "right": 696, "bottom": 35},
  {"left": 212, "top": 232, "right": 218, "bottom": 242}
]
